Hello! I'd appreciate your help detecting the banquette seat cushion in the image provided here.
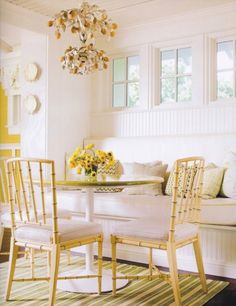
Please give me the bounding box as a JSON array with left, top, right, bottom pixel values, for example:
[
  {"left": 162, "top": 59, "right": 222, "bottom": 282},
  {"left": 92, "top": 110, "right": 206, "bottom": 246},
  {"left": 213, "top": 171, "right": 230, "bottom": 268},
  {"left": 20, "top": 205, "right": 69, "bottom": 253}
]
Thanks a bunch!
[{"left": 55, "top": 191, "right": 236, "bottom": 226}]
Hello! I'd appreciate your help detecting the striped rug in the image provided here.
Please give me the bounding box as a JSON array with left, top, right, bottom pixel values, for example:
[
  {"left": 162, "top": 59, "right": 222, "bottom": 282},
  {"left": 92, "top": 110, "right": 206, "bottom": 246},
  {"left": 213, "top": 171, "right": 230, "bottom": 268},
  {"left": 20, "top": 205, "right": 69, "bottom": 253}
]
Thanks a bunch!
[{"left": 0, "top": 254, "right": 228, "bottom": 306}]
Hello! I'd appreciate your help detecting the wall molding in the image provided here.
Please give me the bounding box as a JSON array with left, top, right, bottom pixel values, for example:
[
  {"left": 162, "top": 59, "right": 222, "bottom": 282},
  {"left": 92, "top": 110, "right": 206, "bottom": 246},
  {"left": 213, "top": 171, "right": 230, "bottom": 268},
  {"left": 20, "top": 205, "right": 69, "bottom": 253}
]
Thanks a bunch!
[
  {"left": 0, "top": 143, "right": 20, "bottom": 149},
  {"left": 91, "top": 103, "right": 236, "bottom": 137}
]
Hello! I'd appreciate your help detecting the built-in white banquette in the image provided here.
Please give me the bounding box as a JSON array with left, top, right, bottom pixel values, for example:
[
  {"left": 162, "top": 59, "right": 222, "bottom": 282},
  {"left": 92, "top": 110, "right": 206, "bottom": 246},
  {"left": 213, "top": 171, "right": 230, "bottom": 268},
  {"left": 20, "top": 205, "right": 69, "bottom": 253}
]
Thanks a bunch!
[{"left": 57, "top": 134, "right": 236, "bottom": 279}]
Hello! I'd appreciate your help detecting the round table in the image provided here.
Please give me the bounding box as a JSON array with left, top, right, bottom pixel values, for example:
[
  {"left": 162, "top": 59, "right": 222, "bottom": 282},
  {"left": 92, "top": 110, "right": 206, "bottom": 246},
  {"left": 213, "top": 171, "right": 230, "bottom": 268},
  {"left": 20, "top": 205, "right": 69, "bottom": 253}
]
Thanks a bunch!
[{"left": 55, "top": 175, "right": 164, "bottom": 293}]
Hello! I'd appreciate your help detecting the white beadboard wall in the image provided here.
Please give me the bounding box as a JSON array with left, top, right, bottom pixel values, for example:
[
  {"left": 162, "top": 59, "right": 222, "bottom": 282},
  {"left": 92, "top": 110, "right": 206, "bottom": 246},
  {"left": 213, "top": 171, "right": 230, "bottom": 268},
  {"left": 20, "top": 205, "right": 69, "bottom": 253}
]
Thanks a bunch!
[
  {"left": 91, "top": 104, "right": 236, "bottom": 138},
  {"left": 90, "top": 4, "right": 236, "bottom": 140}
]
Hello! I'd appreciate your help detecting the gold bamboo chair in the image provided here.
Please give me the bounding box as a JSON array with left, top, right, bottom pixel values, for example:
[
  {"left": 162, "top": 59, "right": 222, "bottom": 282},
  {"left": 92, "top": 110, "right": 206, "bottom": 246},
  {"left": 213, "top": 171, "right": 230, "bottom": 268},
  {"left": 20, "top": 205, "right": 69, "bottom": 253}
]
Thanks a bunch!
[
  {"left": 4, "top": 158, "right": 103, "bottom": 305},
  {"left": 0, "top": 166, "right": 8, "bottom": 253},
  {"left": 0, "top": 157, "right": 72, "bottom": 265},
  {"left": 111, "top": 157, "right": 207, "bottom": 306}
]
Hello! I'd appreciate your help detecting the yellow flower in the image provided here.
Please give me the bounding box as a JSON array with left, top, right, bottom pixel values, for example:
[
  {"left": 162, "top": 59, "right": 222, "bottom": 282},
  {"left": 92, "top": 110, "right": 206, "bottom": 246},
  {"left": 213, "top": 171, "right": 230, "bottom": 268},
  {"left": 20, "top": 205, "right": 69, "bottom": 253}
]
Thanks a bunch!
[
  {"left": 75, "top": 146, "right": 81, "bottom": 154},
  {"left": 76, "top": 167, "right": 82, "bottom": 174},
  {"left": 69, "top": 144, "right": 115, "bottom": 176},
  {"left": 85, "top": 143, "right": 95, "bottom": 150},
  {"left": 107, "top": 151, "right": 114, "bottom": 160},
  {"left": 85, "top": 164, "right": 92, "bottom": 171},
  {"left": 90, "top": 171, "right": 97, "bottom": 177},
  {"left": 68, "top": 158, "right": 76, "bottom": 168}
]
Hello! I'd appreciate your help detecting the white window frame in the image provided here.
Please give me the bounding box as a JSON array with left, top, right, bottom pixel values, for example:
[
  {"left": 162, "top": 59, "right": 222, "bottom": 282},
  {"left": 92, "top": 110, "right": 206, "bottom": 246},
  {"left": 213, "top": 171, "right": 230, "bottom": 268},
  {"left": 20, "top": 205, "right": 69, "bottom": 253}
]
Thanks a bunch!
[
  {"left": 206, "top": 29, "right": 236, "bottom": 104},
  {"left": 150, "top": 36, "right": 200, "bottom": 109},
  {"left": 216, "top": 39, "right": 236, "bottom": 101},
  {"left": 159, "top": 46, "right": 192, "bottom": 104},
  {"left": 110, "top": 53, "right": 141, "bottom": 110}
]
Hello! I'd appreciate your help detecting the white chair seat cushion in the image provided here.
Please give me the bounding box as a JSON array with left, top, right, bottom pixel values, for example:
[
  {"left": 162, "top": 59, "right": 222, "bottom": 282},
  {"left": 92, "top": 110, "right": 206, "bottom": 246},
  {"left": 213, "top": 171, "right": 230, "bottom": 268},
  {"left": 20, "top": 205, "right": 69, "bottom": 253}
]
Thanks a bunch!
[
  {"left": 113, "top": 218, "right": 198, "bottom": 242},
  {"left": 15, "top": 220, "right": 102, "bottom": 244},
  {"left": 0, "top": 208, "right": 71, "bottom": 228}
]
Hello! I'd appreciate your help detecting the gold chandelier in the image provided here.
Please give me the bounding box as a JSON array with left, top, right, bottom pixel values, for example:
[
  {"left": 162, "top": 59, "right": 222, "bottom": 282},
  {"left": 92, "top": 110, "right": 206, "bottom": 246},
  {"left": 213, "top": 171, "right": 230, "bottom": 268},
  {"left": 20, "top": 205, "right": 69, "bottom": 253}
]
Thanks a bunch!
[{"left": 48, "top": 1, "right": 118, "bottom": 75}]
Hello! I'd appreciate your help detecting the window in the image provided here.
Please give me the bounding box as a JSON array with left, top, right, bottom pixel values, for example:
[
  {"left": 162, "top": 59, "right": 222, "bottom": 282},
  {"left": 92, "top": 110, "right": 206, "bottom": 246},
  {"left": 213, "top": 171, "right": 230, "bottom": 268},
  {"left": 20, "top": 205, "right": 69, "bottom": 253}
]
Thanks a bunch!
[
  {"left": 217, "top": 40, "right": 236, "bottom": 99},
  {"left": 160, "top": 47, "right": 192, "bottom": 103},
  {"left": 112, "top": 55, "right": 140, "bottom": 108}
]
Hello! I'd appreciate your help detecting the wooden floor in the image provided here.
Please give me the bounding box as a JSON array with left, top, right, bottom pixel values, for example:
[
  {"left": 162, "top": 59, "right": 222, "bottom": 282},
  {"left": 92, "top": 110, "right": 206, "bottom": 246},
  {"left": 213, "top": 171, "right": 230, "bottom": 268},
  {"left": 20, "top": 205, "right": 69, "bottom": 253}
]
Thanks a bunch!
[{"left": 204, "top": 275, "right": 236, "bottom": 306}]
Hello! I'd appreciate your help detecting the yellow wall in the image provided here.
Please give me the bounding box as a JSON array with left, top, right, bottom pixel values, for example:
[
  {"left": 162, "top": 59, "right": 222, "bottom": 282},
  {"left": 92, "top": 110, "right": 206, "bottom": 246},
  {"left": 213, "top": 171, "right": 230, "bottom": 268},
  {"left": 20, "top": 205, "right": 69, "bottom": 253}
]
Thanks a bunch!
[
  {"left": 0, "top": 83, "right": 21, "bottom": 201},
  {"left": 0, "top": 83, "right": 20, "bottom": 144}
]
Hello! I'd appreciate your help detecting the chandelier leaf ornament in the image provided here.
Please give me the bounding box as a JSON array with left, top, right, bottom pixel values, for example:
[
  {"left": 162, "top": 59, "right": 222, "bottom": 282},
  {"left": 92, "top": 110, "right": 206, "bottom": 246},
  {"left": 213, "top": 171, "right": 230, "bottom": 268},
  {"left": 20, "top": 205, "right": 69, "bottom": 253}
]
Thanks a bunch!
[
  {"left": 61, "top": 44, "right": 109, "bottom": 75},
  {"left": 48, "top": 1, "right": 118, "bottom": 75}
]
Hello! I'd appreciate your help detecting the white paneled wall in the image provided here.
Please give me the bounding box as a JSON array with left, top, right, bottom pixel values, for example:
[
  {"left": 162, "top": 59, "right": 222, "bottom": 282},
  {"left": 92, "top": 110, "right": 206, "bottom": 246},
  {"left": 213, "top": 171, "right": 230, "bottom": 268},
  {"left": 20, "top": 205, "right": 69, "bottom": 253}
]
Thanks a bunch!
[
  {"left": 91, "top": 104, "right": 236, "bottom": 138},
  {"left": 91, "top": 5, "right": 236, "bottom": 140}
]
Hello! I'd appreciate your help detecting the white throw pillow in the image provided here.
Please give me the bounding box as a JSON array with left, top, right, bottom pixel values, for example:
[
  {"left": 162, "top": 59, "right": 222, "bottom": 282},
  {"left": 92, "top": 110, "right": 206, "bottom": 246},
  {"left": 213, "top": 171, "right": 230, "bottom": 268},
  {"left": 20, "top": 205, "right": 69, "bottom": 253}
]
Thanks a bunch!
[
  {"left": 122, "top": 162, "right": 168, "bottom": 196},
  {"left": 223, "top": 151, "right": 236, "bottom": 167},
  {"left": 220, "top": 165, "right": 236, "bottom": 198},
  {"left": 121, "top": 160, "right": 162, "bottom": 176},
  {"left": 202, "top": 166, "right": 225, "bottom": 199}
]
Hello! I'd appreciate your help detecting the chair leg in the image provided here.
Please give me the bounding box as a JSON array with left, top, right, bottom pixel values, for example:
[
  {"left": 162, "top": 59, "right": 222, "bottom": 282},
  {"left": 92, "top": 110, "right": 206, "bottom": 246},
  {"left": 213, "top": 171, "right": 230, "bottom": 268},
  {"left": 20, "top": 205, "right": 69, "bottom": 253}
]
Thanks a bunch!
[
  {"left": 0, "top": 227, "right": 4, "bottom": 251},
  {"left": 49, "top": 245, "right": 60, "bottom": 306},
  {"left": 167, "top": 242, "right": 182, "bottom": 306},
  {"left": 47, "top": 251, "right": 51, "bottom": 277},
  {"left": 4, "top": 237, "right": 19, "bottom": 301},
  {"left": 97, "top": 237, "right": 103, "bottom": 294},
  {"left": 24, "top": 247, "right": 30, "bottom": 259},
  {"left": 149, "top": 248, "right": 153, "bottom": 276},
  {"left": 30, "top": 248, "right": 35, "bottom": 278},
  {"left": 193, "top": 237, "right": 208, "bottom": 293},
  {"left": 111, "top": 235, "right": 117, "bottom": 296}
]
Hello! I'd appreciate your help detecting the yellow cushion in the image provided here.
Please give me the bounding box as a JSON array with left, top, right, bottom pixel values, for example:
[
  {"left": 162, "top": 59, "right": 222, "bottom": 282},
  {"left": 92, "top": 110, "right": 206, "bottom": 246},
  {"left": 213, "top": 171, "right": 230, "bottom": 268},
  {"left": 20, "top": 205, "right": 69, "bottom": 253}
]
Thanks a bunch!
[{"left": 165, "top": 165, "right": 196, "bottom": 196}]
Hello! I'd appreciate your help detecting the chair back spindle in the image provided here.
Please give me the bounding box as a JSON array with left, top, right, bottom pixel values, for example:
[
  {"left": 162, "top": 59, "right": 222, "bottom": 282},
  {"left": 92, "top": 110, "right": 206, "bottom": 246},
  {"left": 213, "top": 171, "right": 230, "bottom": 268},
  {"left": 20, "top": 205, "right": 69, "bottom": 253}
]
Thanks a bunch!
[
  {"left": 0, "top": 168, "right": 7, "bottom": 208},
  {"left": 6, "top": 158, "right": 59, "bottom": 244},
  {"left": 169, "top": 157, "right": 204, "bottom": 242}
]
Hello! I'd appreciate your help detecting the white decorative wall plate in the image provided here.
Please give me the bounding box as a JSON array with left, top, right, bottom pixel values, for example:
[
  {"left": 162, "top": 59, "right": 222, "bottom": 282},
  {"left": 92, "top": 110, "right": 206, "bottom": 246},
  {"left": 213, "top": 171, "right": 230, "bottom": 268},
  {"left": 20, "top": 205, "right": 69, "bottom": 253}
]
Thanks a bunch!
[
  {"left": 23, "top": 95, "right": 39, "bottom": 114},
  {"left": 24, "top": 63, "right": 39, "bottom": 81}
]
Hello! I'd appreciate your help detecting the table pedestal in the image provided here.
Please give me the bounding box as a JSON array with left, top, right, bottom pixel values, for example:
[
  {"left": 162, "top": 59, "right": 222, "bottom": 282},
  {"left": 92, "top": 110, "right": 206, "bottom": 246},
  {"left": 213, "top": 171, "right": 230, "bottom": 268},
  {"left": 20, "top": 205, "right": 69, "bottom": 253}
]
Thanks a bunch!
[{"left": 57, "top": 188, "right": 128, "bottom": 293}]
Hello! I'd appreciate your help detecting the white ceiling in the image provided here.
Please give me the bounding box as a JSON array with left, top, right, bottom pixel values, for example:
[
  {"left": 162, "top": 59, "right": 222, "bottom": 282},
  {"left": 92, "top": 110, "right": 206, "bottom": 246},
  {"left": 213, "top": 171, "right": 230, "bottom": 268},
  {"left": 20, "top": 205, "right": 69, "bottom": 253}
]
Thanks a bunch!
[
  {"left": 2, "top": 0, "right": 236, "bottom": 28},
  {"left": 0, "top": 0, "right": 235, "bottom": 53}
]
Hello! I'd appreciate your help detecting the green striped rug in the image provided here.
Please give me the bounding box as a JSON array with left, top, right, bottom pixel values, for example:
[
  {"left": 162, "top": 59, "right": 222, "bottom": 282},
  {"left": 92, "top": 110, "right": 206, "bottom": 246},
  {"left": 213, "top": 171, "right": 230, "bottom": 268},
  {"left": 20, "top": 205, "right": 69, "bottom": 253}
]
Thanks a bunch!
[{"left": 0, "top": 254, "right": 228, "bottom": 306}]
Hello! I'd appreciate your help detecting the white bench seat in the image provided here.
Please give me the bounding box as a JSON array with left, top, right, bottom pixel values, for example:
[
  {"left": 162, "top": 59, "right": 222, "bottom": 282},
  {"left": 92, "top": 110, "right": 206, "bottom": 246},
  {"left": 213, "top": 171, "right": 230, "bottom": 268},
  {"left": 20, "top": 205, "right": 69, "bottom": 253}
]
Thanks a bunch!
[{"left": 55, "top": 191, "right": 236, "bottom": 226}]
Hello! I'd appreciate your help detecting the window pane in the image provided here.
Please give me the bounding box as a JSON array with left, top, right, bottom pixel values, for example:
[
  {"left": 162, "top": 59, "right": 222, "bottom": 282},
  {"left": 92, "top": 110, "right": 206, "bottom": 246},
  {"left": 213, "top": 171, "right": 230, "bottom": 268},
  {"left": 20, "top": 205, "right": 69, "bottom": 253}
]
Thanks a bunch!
[
  {"left": 161, "top": 50, "right": 175, "bottom": 76},
  {"left": 128, "top": 82, "right": 140, "bottom": 107},
  {"left": 177, "top": 76, "right": 192, "bottom": 102},
  {"left": 113, "top": 84, "right": 126, "bottom": 107},
  {"left": 178, "top": 47, "right": 192, "bottom": 74},
  {"left": 128, "top": 56, "right": 139, "bottom": 81},
  {"left": 217, "top": 71, "right": 234, "bottom": 98},
  {"left": 217, "top": 41, "right": 234, "bottom": 70},
  {"left": 113, "top": 58, "right": 126, "bottom": 82},
  {"left": 161, "top": 78, "right": 175, "bottom": 102}
]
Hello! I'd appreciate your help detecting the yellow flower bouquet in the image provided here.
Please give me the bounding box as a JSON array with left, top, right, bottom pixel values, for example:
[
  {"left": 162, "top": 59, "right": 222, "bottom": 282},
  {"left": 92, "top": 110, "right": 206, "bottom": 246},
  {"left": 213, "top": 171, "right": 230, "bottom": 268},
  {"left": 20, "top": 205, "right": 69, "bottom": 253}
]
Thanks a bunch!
[{"left": 68, "top": 144, "right": 115, "bottom": 178}]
